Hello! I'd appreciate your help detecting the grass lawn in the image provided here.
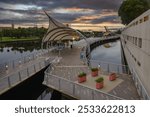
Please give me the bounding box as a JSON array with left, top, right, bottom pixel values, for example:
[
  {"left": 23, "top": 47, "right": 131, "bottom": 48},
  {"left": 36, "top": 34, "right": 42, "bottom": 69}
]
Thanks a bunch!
[{"left": 0, "top": 37, "right": 40, "bottom": 42}]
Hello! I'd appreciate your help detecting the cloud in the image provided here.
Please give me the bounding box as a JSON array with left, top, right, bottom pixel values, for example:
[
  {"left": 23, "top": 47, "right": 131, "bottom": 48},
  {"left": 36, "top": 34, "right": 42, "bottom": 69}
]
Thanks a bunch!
[{"left": 0, "top": 0, "right": 124, "bottom": 28}]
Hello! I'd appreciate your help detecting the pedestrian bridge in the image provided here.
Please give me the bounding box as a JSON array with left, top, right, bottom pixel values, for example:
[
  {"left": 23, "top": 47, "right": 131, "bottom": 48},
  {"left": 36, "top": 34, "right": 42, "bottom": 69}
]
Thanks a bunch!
[{"left": 0, "top": 48, "right": 56, "bottom": 95}]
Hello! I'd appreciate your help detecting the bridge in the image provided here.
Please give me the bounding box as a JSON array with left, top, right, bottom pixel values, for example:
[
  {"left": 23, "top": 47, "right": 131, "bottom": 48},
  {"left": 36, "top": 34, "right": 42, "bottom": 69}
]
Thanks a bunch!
[{"left": 0, "top": 48, "right": 56, "bottom": 95}]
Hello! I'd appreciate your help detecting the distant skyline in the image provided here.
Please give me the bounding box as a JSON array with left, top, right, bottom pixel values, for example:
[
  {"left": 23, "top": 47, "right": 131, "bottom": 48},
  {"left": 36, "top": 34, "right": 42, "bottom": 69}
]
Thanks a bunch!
[{"left": 0, "top": 0, "right": 124, "bottom": 30}]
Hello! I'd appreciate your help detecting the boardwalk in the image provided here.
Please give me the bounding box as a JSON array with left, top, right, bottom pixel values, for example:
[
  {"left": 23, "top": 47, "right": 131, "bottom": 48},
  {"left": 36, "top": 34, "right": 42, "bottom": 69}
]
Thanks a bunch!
[
  {"left": 43, "top": 38, "right": 140, "bottom": 100},
  {"left": 0, "top": 48, "right": 56, "bottom": 95}
]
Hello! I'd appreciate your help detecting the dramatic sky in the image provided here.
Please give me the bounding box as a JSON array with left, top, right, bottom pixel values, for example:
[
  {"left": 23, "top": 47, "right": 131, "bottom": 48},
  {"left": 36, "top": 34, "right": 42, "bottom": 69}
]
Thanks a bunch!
[{"left": 0, "top": 0, "right": 124, "bottom": 30}]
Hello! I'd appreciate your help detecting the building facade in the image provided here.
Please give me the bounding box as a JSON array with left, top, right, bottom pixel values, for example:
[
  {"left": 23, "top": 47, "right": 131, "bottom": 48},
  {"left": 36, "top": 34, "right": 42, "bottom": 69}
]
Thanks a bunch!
[{"left": 121, "top": 10, "right": 150, "bottom": 99}]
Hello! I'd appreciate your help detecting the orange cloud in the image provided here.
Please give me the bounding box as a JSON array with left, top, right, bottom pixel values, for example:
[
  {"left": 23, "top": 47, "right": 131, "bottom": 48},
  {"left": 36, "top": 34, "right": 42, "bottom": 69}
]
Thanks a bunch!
[
  {"left": 52, "top": 7, "right": 95, "bottom": 14},
  {"left": 74, "top": 11, "right": 118, "bottom": 23}
]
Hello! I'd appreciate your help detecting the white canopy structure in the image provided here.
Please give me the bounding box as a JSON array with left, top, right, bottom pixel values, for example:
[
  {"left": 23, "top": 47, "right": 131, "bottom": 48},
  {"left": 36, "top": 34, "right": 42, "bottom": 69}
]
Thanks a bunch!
[{"left": 42, "top": 11, "right": 84, "bottom": 43}]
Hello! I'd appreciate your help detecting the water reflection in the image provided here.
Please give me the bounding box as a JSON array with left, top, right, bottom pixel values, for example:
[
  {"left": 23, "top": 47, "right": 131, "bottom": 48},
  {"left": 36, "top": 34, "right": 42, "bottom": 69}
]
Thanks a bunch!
[{"left": 91, "top": 40, "right": 122, "bottom": 64}]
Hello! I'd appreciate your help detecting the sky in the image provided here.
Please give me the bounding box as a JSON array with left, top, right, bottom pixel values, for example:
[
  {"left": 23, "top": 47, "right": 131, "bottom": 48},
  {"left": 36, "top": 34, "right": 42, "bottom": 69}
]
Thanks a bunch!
[{"left": 0, "top": 0, "right": 124, "bottom": 30}]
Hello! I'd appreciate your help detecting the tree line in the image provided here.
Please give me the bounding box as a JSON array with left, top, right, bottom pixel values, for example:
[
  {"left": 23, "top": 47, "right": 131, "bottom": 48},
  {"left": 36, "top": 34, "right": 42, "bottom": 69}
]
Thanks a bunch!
[{"left": 0, "top": 27, "right": 47, "bottom": 39}]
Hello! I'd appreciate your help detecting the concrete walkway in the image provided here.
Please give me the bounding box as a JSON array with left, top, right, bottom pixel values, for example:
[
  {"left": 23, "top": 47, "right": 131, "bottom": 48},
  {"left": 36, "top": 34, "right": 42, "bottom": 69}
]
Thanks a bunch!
[{"left": 46, "top": 42, "right": 140, "bottom": 99}]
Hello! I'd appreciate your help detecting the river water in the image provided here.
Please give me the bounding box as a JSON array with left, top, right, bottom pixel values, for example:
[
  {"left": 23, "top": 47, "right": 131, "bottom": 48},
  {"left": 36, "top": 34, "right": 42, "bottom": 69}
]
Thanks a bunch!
[{"left": 91, "top": 40, "right": 122, "bottom": 64}]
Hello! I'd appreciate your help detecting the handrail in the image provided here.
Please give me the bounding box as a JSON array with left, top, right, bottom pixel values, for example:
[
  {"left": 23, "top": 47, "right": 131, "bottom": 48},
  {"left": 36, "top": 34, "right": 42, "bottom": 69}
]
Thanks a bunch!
[
  {"left": 44, "top": 71, "right": 124, "bottom": 100},
  {"left": 0, "top": 47, "right": 55, "bottom": 76}
]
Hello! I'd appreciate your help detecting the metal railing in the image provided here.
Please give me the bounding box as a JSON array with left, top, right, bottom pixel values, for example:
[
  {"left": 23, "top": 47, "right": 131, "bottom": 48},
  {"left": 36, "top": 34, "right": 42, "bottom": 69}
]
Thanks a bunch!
[
  {"left": 0, "top": 48, "right": 55, "bottom": 77},
  {"left": 43, "top": 63, "right": 129, "bottom": 100},
  {"left": 44, "top": 71, "right": 124, "bottom": 100},
  {"left": 0, "top": 56, "right": 54, "bottom": 94},
  {"left": 89, "top": 60, "right": 130, "bottom": 75}
]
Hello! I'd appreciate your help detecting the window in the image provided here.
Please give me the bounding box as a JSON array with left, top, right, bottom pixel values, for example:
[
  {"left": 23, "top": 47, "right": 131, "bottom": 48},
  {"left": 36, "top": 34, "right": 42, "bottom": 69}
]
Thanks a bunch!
[
  {"left": 144, "top": 16, "right": 149, "bottom": 22},
  {"left": 136, "top": 21, "right": 138, "bottom": 25},
  {"left": 137, "top": 61, "right": 141, "bottom": 67},
  {"left": 138, "top": 38, "right": 142, "bottom": 48},
  {"left": 140, "top": 19, "right": 143, "bottom": 23}
]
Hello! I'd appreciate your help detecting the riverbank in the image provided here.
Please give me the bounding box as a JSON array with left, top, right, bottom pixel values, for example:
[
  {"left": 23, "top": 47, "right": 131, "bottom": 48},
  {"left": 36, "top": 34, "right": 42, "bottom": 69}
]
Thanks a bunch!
[{"left": 0, "top": 37, "right": 41, "bottom": 43}]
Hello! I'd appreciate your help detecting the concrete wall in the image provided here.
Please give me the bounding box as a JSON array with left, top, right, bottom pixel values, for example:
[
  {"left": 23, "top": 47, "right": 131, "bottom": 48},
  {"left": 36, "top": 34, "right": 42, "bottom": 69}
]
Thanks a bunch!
[{"left": 121, "top": 10, "right": 150, "bottom": 99}]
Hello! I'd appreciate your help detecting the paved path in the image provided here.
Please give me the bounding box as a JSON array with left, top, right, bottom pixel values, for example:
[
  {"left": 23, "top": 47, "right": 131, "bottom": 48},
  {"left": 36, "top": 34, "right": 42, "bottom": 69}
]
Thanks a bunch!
[
  {"left": 44, "top": 40, "right": 140, "bottom": 100},
  {"left": 0, "top": 49, "right": 56, "bottom": 95}
]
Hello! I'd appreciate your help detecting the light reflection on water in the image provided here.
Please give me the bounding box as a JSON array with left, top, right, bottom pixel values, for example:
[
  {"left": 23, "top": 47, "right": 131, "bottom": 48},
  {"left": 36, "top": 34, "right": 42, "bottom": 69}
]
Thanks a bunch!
[{"left": 91, "top": 40, "right": 122, "bottom": 64}]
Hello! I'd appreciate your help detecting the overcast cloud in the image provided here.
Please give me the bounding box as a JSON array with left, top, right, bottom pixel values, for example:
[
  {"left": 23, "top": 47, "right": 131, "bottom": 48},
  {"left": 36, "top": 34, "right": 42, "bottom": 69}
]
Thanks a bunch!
[{"left": 0, "top": 0, "right": 124, "bottom": 28}]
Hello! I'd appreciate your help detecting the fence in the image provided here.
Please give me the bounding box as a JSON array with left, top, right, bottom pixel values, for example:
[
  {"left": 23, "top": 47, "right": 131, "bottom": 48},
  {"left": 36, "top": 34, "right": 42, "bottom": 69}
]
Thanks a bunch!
[
  {"left": 0, "top": 56, "right": 54, "bottom": 94},
  {"left": 89, "top": 60, "right": 130, "bottom": 75},
  {"left": 43, "top": 63, "right": 131, "bottom": 100},
  {"left": 44, "top": 72, "right": 124, "bottom": 100},
  {"left": 0, "top": 48, "right": 55, "bottom": 77}
]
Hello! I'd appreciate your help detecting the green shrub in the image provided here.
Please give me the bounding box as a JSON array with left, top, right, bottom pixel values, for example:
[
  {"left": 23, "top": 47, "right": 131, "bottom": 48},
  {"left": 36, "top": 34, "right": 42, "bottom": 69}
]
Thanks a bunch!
[
  {"left": 95, "top": 77, "right": 104, "bottom": 83},
  {"left": 91, "top": 67, "right": 98, "bottom": 72},
  {"left": 78, "top": 72, "right": 86, "bottom": 77}
]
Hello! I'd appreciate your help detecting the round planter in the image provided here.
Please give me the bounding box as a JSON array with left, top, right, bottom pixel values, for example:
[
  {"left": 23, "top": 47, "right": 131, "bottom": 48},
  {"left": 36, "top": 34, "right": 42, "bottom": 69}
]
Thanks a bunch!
[
  {"left": 96, "top": 82, "right": 104, "bottom": 89},
  {"left": 91, "top": 70, "right": 98, "bottom": 77},
  {"left": 109, "top": 73, "right": 116, "bottom": 81},
  {"left": 78, "top": 76, "right": 86, "bottom": 83}
]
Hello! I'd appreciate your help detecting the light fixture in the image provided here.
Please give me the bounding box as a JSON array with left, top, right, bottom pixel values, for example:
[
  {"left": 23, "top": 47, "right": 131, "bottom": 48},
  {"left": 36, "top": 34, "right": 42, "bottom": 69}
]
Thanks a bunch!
[{"left": 5, "top": 65, "right": 8, "bottom": 70}]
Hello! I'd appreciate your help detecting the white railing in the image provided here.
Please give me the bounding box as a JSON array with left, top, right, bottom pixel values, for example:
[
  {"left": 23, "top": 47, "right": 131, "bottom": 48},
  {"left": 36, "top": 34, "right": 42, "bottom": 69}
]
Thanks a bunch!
[
  {"left": 44, "top": 72, "right": 124, "bottom": 100},
  {"left": 0, "top": 48, "right": 55, "bottom": 77},
  {"left": 0, "top": 57, "right": 54, "bottom": 95},
  {"left": 89, "top": 60, "right": 130, "bottom": 75}
]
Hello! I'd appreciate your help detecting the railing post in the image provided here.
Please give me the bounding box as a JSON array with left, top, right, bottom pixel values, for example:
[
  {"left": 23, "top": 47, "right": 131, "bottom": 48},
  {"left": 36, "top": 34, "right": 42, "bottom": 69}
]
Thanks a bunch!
[
  {"left": 34, "top": 64, "right": 36, "bottom": 72},
  {"left": 73, "top": 84, "right": 75, "bottom": 95},
  {"left": 7, "top": 76, "right": 11, "bottom": 88},
  {"left": 18, "top": 71, "right": 22, "bottom": 81},
  {"left": 58, "top": 79, "right": 61, "bottom": 90},
  {"left": 27, "top": 67, "right": 29, "bottom": 76},
  {"left": 117, "top": 65, "right": 119, "bottom": 74},
  {"left": 39, "top": 62, "right": 41, "bottom": 69},
  {"left": 107, "top": 64, "right": 110, "bottom": 73},
  {"left": 92, "top": 90, "right": 94, "bottom": 100}
]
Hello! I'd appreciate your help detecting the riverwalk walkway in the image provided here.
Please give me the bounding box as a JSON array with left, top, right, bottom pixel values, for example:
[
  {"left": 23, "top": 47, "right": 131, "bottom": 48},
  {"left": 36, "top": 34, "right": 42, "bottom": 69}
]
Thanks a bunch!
[
  {"left": 0, "top": 48, "right": 56, "bottom": 95},
  {"left": 43, "top": 37, "right": 140, "bottom": 100}
]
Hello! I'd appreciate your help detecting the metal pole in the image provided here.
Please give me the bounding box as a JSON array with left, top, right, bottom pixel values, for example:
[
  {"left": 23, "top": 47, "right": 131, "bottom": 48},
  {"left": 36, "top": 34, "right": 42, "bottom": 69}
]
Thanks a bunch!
[
  {"left": 107, "top": 64, "right": 110, "bottom": 73},
  {"left": 117, "top": 65, "right": 119, "bottom": 74},
  {"left": 7, "top": 76, "right": 11, "bottom": 88},
  {"left": 18, "top": 71, "right": 22, "bottom": 81},
  {"left": 27, "top": 67, "right": 29, "bottom": 76}
]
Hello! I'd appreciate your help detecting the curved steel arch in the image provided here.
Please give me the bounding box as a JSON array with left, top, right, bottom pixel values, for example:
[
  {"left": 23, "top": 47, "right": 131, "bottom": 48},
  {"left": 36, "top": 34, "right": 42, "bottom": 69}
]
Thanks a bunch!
[
  {"left": 54, "top": 34, "right": 71, "bottom": 41},
  {"left": 43, "top": 27, "right": 76, "bottom": 42},
  {"left": 46, "top": 29, "right": 75, "bottom": 41},
  {"left": 51, "top": 32, "right": 74, "bottom": 41},
  {"left": 42, "top": 11, "right": 84, "bottom": 43}
]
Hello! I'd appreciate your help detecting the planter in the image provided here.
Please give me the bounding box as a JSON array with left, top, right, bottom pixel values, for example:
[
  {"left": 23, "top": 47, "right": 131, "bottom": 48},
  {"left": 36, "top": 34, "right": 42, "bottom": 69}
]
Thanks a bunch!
[
  {"left": 109, "top": 73, "right": 116, "bottom": 81},
  {"left": 78, "top": 76, "right": 86, "bottom": 83},
  {"left": 95, "top": 77, "right": 104, "bottom": 89},
  {"left": 91, "top": 68, "right": 98, "bottom": 77},
  {"left": 96, "top": 82, "right": 104, "bottom": 89},
  {"left": 78, "top": 72, "right": 86, "bottom": 83}
]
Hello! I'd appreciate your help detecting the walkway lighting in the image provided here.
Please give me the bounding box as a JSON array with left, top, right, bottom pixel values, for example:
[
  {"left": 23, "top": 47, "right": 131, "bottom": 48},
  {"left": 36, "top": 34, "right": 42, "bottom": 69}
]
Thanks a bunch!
[
  {"left": 5, "top": 65, "right": 8, "bottom": 70},
  {"left": 19, "top": 61, "right": 21, "bottom": 64}
]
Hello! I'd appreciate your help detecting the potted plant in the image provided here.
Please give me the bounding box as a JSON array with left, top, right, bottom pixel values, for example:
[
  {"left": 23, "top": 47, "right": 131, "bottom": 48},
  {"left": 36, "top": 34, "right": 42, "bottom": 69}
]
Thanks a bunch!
[
  {"left": 95, "top": 77, "right": 104, "bottom": 89},
  {"left": 109, "top": 73, "right": 116, "bottom": 81},
  {"left": 91, "top": 67, "right": 98, "bottom": 77},
  {"left": 78, "top": 72, "right": 86, "bottom": 83}
]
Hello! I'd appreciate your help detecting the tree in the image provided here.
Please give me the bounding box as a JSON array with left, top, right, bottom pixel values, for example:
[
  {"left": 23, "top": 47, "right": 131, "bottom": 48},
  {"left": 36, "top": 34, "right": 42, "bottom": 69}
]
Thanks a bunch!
[{"left": 118, "top": 0, "right": 150, "bottom": 25}]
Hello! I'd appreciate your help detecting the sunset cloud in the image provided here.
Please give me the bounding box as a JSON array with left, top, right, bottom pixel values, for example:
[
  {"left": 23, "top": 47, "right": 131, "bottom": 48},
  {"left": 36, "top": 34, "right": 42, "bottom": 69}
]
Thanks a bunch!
[{"left": 0, "top": 0, "right": 124, "bottom": 29}]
